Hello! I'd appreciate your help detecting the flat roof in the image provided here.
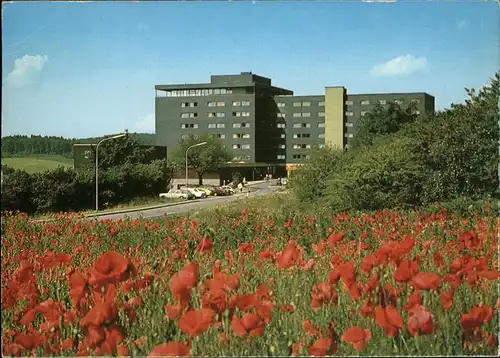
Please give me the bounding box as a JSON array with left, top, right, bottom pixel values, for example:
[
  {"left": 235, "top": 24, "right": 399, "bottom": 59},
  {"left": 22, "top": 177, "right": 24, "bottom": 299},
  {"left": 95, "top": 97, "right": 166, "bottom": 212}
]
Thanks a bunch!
[
  {"left": 347, "top": 92, "right": 434, "bottom": 97},
  {"left": 155, "top": 83, "right": 292, "bottom": 94}
]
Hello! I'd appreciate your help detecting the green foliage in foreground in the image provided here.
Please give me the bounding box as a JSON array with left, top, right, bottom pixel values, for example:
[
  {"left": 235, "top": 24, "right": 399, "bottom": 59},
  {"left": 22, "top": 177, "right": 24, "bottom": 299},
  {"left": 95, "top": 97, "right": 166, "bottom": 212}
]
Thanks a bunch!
[{"left": 1, "top": 160, "right": 173, "bottom": 214}]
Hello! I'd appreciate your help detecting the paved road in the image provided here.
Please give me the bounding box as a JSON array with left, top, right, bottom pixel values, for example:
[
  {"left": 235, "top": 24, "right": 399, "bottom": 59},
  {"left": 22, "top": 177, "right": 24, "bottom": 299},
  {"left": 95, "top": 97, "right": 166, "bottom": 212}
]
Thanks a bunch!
[{"left": 88, "top": 182, "right": 281, "bottom": 221}]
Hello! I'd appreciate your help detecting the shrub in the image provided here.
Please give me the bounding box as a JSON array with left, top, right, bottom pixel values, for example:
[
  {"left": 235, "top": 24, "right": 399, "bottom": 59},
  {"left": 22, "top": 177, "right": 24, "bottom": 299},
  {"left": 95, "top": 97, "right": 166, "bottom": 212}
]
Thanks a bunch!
[
  {"left": 325, "top": 134, "right": 426, "bottom": 212},
  {"left": 288, "top": 146, "right": 349, "bottom": 203},
  {"left": 1, "top": 160, "right": 173, "bottom": 214}
]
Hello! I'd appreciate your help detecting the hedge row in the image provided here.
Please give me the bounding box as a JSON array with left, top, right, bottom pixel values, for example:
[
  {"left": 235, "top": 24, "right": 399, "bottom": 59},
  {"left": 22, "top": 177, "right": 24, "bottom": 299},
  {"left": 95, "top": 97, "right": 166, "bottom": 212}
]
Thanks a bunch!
[{"left": 1, "top": 160, "right": 172, "bottom": 214}]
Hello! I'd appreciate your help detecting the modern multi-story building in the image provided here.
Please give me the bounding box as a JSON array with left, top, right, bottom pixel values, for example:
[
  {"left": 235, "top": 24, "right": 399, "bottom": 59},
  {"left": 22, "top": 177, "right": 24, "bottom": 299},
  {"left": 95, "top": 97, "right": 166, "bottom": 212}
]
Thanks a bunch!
[{"left": 155, "top": 72, "right": 435, "bottom": 180}]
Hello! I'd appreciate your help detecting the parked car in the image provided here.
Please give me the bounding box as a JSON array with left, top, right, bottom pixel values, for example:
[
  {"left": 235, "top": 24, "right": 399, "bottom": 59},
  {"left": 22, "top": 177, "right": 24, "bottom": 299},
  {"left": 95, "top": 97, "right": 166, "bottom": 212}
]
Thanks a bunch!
[
  {"left": 221, "top": 185, "right": 235, "bottom": 195},
  {"left": 210, "top": 186, "right": 228, "bottom": 196},
  {"left": 186, "top": 187, "right": 207, "bottom": 199},
  {"left": 196, "top": 187, "right": 213, "bottom": 196},
  {"left": 159, "top": 189, "right": 193, "bottom": 200},
  {"left": 277, "top": 177, "right": 288, "bottom": 186}
]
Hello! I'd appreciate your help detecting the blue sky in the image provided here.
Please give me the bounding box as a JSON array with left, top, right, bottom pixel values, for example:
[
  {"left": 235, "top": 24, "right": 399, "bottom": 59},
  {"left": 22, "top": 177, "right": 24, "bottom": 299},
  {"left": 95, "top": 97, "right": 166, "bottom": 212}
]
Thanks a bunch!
[{"left": 2, "top": 1, "right": 498, "bottom": 138}]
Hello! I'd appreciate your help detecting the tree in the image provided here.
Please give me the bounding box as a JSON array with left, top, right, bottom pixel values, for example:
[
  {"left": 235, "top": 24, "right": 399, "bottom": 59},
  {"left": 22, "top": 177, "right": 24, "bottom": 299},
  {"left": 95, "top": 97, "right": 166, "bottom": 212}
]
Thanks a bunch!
[
  {"left": 350, "top": 101, "right": 422, "bottom": 150},
  {"left": 413, "top": 72, "right": 500, "bottom": 203},
  {"left": 87, "top": 133, "right": 157, "bottom": 170},
  {"left": 172, "top": 134, "right": 232, "bottom": 185}
]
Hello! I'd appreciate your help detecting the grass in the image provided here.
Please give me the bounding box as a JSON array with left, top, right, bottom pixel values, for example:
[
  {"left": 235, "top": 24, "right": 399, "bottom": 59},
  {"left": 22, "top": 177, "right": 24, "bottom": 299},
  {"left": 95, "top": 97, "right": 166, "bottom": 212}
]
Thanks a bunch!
[{"left": 1, "top": 155, "right": 74, "bottom": 173}]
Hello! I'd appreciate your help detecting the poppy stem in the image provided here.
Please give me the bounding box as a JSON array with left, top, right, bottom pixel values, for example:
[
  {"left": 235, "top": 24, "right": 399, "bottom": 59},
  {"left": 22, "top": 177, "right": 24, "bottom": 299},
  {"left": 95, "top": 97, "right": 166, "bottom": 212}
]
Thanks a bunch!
[
  {"left": 414, "top": 335, "right": 422, "bottom": 354},
  {"left": 400, "top": 334, "right": 410, "bottom": 354}
]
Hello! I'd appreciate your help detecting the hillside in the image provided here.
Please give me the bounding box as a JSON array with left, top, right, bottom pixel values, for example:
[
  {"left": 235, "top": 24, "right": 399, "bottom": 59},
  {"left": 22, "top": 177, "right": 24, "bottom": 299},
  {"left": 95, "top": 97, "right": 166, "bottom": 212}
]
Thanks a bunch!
[{"left": 1, "top": 133, "right": 156, "bottom": 158}]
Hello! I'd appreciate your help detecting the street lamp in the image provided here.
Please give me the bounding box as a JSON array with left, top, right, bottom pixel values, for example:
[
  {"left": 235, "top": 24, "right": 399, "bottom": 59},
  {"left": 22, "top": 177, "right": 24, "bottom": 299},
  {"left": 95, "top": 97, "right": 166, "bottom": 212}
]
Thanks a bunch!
[
  {"left": 185, "top": 141, "right": 207, "bottom": 190},
  {"left": 95, "top": 133, "right": 126, "bottom": 212}
]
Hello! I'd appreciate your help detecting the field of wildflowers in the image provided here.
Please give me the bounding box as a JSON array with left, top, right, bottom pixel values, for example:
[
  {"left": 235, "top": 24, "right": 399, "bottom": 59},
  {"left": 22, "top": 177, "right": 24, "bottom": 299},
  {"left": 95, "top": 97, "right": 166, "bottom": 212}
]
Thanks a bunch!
[{"left": 1, "top": 202, "right": 499, "bottom": 356}]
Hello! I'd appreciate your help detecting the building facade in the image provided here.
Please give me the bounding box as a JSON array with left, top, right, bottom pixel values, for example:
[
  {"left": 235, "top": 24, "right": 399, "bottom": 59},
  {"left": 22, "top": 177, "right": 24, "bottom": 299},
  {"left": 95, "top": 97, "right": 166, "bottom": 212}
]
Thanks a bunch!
[{"left": 155, "top": 72, "right": 435, "bottom": 178}]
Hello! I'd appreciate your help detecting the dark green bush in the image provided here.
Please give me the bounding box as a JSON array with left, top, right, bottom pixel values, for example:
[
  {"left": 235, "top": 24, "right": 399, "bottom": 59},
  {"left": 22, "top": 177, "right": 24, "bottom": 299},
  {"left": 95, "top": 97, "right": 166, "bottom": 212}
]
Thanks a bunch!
[
  {"left": 325, "top": 134, "right": 426, "bottom": 212},
  {"left": 288, "top": 146, "right": 349, "bottom": 203},
  {"left": 0, "top": 160, "right": 173, "bottom": 214}
]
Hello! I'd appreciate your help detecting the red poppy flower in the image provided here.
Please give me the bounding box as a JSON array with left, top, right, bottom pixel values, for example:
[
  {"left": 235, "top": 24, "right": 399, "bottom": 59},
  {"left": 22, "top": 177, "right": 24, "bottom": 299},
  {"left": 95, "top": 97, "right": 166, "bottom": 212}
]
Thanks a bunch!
[
  {"left": 459, "top": 230, "right": 481, "bottom": 251},
  {"left": 411, "top": 272, "right": 441, "bottom": 291},
  {"left": 363, "top": 273, "right": 379, "bottom": 294},
  {"left": 311, "top": 282, "right": 338, "bottom": 311},
  {"left": 308, "top": 338, "right": 337, "bottom": 356},
  {"left": 196, "top": 237, "right": 213, "bottom": 253},
  {"left": 14, "top": 331, "right": 44, "bottom": 351},
  {"left": 477, "top": 270, "right": 500, "bottom": 280},
  {"left": 337, "top": 261, "right": 356, "bottom": 285},
  {"left": 277, "top": 244, "right": 300, "bottom": 269},
  {"left": 178, "top": 309, "right": 214, "bottom": 337},
  {"left": 259, "top": 250, "right": 274, "bottom": 261},
  {"left": 375, "top": 305, "right": 403, "bottom": 337},
  {"left": 148, "top": 342, "right": 191, "bottom": 357},
  {"left": 68, "top": 270, "right": 89, "bottom": 311},
  {"left": 394, "top": 258, "right": 418, "bottom": 283},
  {"left": 303, "top": 320, "right": 321, "bottom": 336},
  {"left": 361, "top": 255, "right": 377, "bottom": 273},
  {"left": 407, "top": 305, "right": 434, "bottom": 336},
  {"left": 231, "top": 313, "right": 266, "bottom": 337},
  {"left": 341, "top": 326, "right": 371, "bottom": 352},
  {"left": 61, "top": 338, "right": 74, "bottom": 351},
  {"left": 202, "top": 287, "right": 228, "bottom": 314},
  {"left": 460, "top": 305, "right": 494, "bottom": 332},
  {"left": 281, "top": 304, "right": 294, "bottom": 313},
  {"left": 359, "top": 299, "right": 376, "bottom": 318},
  {"left": 116, "top": 344, "right": 129, "bottom": 357},
  {"left": 169, "top": 262, "right": 199, "bottom": 304},
  {"left": 89, "top": 251, "right": 133, "bottom": 286},
  {"left": 239, "top": 243, "right": 255, "bottom": 254},
  {"left": 440, "top": 289, "right": 454, "bottom": 311},
  {"left": 164, "top": 302, "right": 187, "bottom": 320},
  {"left": 327, "top": 232, "right": 344, "bottom": 248},
  {"left": 302, "top": 258, "right": 315, "bottom": 271},
  {"left": 80, "top": 302, "right": 118, "bottom": 327}
]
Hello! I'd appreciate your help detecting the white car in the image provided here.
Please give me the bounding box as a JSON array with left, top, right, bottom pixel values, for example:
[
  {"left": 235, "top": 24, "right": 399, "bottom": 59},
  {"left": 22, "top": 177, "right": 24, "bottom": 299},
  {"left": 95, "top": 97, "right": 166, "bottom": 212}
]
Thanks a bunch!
[
  {"left": 185, "top": 187, "right": 207, "bottom": 199},
  {"left": 221, "top": 185, "right": 235, "bottom": 194},
  {"left": 159, "top": 189, "right": 189, "bottom": 200}
]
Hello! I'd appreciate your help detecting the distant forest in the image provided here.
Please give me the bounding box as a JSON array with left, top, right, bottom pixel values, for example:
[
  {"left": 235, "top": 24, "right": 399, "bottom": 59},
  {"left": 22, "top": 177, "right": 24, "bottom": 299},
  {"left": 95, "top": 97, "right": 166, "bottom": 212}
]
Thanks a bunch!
[{"left": 1, "top": 133, "right": 156, "bottom": 158}]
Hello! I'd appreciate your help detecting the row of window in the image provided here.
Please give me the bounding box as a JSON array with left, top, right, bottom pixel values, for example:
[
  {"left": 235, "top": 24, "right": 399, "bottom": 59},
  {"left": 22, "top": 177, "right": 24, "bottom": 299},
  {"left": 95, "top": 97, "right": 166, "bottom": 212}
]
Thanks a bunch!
[
  {"left": 292, "top": 133, "right": 325, "bottom": 139},
  {"left": 346, "top": 98, "right": 421, "bottom": 106},
  {"left": 206, "top": 123, "right": 251, "bottom": 129},
  {"left": 292, "top": 154, "right": 311, "bottom": 160},
  {"left": 160, "top": 88, "right": 235, "bottom": 97},
  {"left": 285, "top": 112, "right": 325, "bottom": 118},
  {"left": 182, "top": 123, "right": 253, "bottom": 130},
  {"left": 344, "top": 109, "right": 420, "bottom": 117},
  {"left": 182, "top": 100, "right": 251, "bottom": 107},
  {"left": 276, "top": 123, "right": 325, "bottom": 129},
  {"left": 181, "top": 108, "right": 420, "bottom": 120},
  {"left": 277, "top": 101, "right": 325, "bottom": 108},
  {"left": 233, "top": 155, "right": 251, "bottom": 161},
  {"left": 233, "top": 144, "right": 251, "bottom": 149},
  {"left": 182, "top": 133, "right": 251, "bottom": 139},
  {"left": 181, "top": 112, "right": 251, "bottom": 118}
]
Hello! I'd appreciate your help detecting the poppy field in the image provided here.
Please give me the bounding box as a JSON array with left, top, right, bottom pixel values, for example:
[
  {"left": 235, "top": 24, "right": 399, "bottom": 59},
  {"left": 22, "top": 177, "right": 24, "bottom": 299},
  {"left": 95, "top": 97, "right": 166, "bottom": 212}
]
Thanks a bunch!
[{"left": 1, "top": 203, "right": 499, "bottom": 356}]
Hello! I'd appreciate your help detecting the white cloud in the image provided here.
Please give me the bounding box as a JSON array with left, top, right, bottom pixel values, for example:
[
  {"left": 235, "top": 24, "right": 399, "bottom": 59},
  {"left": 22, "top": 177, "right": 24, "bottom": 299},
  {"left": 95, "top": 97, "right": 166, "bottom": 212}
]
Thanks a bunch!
[
  {"left": 134, "top": 113, "right": 155, "bottom": 133},
  {"left": 5, "top": 54, "right": 48, "bottom": 87},
  {"left": 369, "top": 54, "right": 429, "bottom": 77},
  {"left": 457, "top": 20, "right": 467, "bottom": 29}
]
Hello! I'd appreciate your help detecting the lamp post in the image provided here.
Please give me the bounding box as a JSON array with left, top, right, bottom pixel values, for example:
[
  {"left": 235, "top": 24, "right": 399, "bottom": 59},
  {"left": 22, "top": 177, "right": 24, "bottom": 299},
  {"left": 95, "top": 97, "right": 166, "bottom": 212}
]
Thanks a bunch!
[
  {"left": 95, "top": 133, "right": 126, "bottom": 212},
  {"left": 185, "top": 141, "right": 207, "bottom": 190}
]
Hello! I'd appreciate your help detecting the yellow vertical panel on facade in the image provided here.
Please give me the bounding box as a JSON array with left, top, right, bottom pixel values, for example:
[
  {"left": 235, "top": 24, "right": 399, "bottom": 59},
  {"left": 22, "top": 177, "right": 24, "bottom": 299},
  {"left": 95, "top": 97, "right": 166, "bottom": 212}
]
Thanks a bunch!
[{"left": 324, "top": 87, "right": 345, "bottom": 149}]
